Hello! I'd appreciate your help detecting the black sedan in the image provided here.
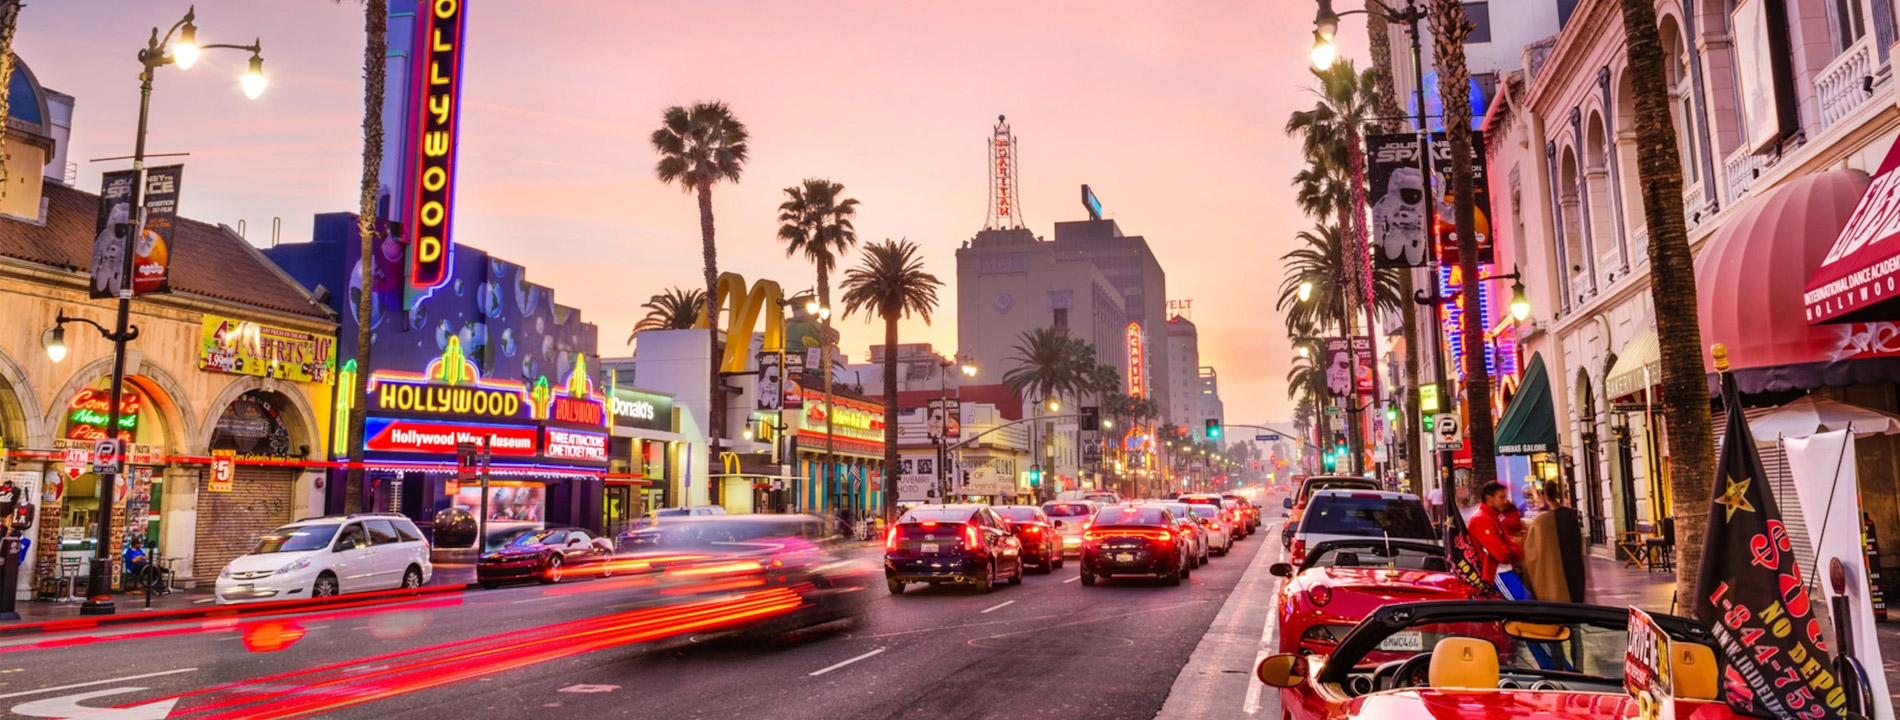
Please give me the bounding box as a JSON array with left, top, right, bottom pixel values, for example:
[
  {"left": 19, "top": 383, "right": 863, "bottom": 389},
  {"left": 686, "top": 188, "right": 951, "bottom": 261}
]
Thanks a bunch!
[
  {"left": 993, "top": 505, "right": 1063, "bottom": 573},
  {"left": 1079, "top": 505, "right": 1191, "bottom": 587},
  {"left": 884, "top": 504, "right": 1025, "bottom": 594},
  {"left": 476, "top": 527, "right": 614, "bottom": 587}
]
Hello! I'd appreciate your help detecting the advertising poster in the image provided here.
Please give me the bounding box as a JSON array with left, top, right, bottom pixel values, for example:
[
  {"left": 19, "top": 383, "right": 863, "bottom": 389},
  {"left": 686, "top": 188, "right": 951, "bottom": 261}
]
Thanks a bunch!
[
  {"left": 756, "top": 352, "right": 783, "bottom": 411},
  {"left": 199, "top": 315, "right": 337, "bottom": 384},
  {"left": 927, "top": 398, "right": 961, "bottom": 441},
  {"left": 133, "top": 165, "right": 181, "bottom": 296},
  {"left": 1323, "top": 337, "right": 1375, "bottom": 397},
  {"left": 1430, "top": 132, "right": 1493, "bottom": 265},
  {"left": 783, "top": 352, "right": 806, "bottom": 409},
  {"left": 1623, "top": 607, "right": 1673, "bottom": 720},
  {"left": 209, "top": 449, "right": 236, "bottom": 493},
  {"left": 89, "top": 170, "right": 138, "bottom": 299},
  {"left": 897, "top": 455, "right": 936, "bottom": 503},
  {"left": 1367, "top": 133, "right": 1441, "bottom": 268}
]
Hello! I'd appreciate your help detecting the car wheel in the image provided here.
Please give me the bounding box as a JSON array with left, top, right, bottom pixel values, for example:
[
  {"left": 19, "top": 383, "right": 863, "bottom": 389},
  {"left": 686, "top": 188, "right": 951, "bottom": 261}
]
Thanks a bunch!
[
  {"left": 1080, "top": 570, "right": 1095, "bottom": 586},
  {"left": 598, "top": 552, "right": 614, "bottom": 579},
  {"left": 1054, "top": 555, "right": 1065, "bottom": 570},
  {"left": 1165, "top": 567, "right": 1182, "bottom": 586},
  {"left": 977, "top": 563, "right": 995, "bottom": 594},
  {"left": 1182, "top": 559, "right": 1193, "bottom": 580},
  {"left": 402, "top": 566, "right": 423, "bottom": 589},
  {"left": 887, "top": 579, "right": 905, "bottom": 595},
  {"left": 478, "top": 581, "right": 499, "bottom": 590},
  {"left": 313, "top": 573, "right": 340, "bottom": 598},
  {"left": 1008, "top": 561, "right": 1023, "bottom": 585},
  {"left": 540, "top": 554, "right": 564, "bottom": 584}
]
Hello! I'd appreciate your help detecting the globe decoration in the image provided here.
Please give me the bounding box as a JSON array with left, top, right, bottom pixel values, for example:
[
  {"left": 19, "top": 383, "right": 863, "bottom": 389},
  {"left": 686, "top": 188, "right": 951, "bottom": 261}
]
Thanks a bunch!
[
  {"left": 432, "top": 507, "right": 476, "bottom": 549},
  {"left": 1408, "top": 71, "right": 1489, "bottom": 133}
]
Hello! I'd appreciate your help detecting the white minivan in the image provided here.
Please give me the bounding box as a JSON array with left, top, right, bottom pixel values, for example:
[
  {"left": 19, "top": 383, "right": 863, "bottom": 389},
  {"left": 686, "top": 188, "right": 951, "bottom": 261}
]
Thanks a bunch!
[{"left": 216, "top": 513, "right": 433, "bottom": 604}]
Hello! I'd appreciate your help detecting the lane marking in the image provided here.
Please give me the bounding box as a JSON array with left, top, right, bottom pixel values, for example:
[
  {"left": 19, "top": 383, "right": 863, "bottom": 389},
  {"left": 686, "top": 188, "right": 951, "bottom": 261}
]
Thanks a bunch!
[
  {"left": 0, "top": 668, "right": 199, "bottom": 699},
  {"left": 1063, "top": 576, "right": 1081, "bottom": 584},
  {"left": 808, "top": 647, "right": 887, "bottom": 677},
  {"left": 979, "top": 600, "right": 1014, "bottom": 614},
  {"left": 12, "top": 687, "right": 179, "bottom": 720}
]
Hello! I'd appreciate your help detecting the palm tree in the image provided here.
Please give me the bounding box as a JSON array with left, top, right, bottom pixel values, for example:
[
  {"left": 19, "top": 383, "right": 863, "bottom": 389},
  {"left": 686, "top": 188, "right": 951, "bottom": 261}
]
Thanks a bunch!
[
  {"left": 1616, "top": 0, "right": 1714, "bottom": 597},
  {"left": 778, "top": 178, "right": 860, "bottom": 515},
  {"left": 1427, "top": 0, "right": 1496, "bottom": 493},
  {"left": 1360, "top": 0, "right": 1427, "bottom": 493},
  {"left": 839, "top": 239, "right": 943, "bottom": 522},
  {"left": 1276, "top": 224, "right": 1401, "bottom": 337},
  {"left": 629, "top": 287, "right": 705, "bottom": 342},
  {"left": 1003, "top": 328, "right": 1090, "bottom": 408},
  {"left": 651, "top": 102, "right": 749, "bottom": 495},
  {"left": 342, "top": 0, "right": 387, "bottom": 514}
]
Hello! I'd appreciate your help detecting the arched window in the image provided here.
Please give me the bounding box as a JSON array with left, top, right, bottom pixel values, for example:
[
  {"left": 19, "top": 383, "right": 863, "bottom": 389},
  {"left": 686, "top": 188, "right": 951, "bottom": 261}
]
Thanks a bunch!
[{"left": 1661, "top": 16, "right": 1701, "bottom": 186}]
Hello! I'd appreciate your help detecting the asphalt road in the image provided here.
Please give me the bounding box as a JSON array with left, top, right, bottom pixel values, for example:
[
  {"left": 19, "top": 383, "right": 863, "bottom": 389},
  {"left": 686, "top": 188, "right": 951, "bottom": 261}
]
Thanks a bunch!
[{"left": 0, "top": 523, "right": 1286, "bottom": 720}]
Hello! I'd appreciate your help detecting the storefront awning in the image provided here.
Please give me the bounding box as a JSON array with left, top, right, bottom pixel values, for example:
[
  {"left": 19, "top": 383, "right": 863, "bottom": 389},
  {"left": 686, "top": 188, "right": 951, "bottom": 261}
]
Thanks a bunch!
[
  {"left": 1605, "top": 328, "right": 1659, "bottom": 403},
  {"left": 1805, "top": 138, "right": 1900, "bottom": 324},
  {"left": 1699, "top": 168, "right": 1900, "bottom": 394},
  {"left": 1495, "top": 353, "right": 1557, "bottom": 455}
]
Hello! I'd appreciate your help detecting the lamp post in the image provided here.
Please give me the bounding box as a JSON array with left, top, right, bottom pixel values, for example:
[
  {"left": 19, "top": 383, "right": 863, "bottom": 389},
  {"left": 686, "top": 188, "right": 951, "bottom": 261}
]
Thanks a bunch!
[
  {"left": 42, "top": 7, "right": 265, "bottom": 616},
  {"left": 934, "top": 353, "right": 974, "bottom": 503}
]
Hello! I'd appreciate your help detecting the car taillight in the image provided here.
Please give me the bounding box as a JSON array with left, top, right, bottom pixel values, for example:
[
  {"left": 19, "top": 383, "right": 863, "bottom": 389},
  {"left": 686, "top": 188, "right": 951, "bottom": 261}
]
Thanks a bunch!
[
  {"left": 1083, "top": 531, "right": 1102, "bottom": 542},
  {"left": 1291, "top": 539, "right": 1306, "bottom": 563},
  {"left": 1308, "top": 585, "right": 1333, "bottom": 607},
  {"left": 963, "top": 524, "right": 980, "bottom": 547},
  {"left": 1158, "top": 530, "right": 1173, "bottom": 543},
  {"left": 885, "top": 526, "right": 898, "bottom": 552},
  {"left": 1022, "top": 526, "right": 1041, "bottom": 535},
  {"left": 1200, "top": 519, "right": 1215, "bottom": 528}
]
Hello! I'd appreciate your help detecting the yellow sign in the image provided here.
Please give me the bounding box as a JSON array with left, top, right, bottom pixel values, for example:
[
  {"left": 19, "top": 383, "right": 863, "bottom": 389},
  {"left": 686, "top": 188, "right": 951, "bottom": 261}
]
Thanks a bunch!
[
  {"left": 209, "top": 449, "right": 236, "bottom": 492},
  {"left": 199, "top": 314, "right": 337, "bottom": 384},
  {"left": 693, "top": 273, "right": 783, "bottom": 374},
  {"left": 1419, "top": 384, "right": 1440, "bottom": 414}
]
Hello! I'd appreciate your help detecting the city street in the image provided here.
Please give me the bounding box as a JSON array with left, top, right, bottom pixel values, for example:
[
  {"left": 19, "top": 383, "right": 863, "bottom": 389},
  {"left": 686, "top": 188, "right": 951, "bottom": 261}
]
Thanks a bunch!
[{"left": 0, "top": 529, "right": 1287, "bottom": 720}]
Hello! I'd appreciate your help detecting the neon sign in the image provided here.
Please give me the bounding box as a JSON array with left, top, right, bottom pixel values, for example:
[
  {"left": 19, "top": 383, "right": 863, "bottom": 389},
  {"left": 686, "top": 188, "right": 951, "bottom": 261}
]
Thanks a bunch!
[
  {"left": 67, "top": 389, "right": 139, "bottom": 441},
  {"left": 1437, "top": 264, "right": 1496, "bottom": 381},
  {"left": 367, "top": 337, "right": 531, "bottom": 419},
  {"left": 1127, "top": 322, "right": 1146, "bottom": 397},
  {"left": 365, "top": 417, "right": 536, "bottom": 456},
  {"left": 547, "top": 358, "right": 606, "bottom": 427},
  {"left": 544, "top": 428, "right": 608, "bottom": 462},
  {"left": 406, "top": 0, "right": 467, "bottom": 294}
]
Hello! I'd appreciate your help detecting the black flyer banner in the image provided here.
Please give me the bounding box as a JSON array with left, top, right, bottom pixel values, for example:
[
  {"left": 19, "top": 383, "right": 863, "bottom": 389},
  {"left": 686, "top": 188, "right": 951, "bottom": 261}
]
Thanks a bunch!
[
  {"left": 1428, "top": 131, "right": 1493, "bottom": 266},
  {"left": 1696, "top": 371, "right": 1848, "bottom": 720},
  {"left": 1444, "top": 502, "right": 1499, "bottom": 598},
  {"left": 89, "top": 170, "right": 138, "bottom": 299},
  {"left": 1367, "top": 133, "right": 1438, "bottom": 268}
]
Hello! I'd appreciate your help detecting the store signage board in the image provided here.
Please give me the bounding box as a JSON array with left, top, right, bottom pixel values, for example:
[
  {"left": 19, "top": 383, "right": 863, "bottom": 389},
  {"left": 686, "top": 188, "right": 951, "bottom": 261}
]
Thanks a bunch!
[
  {"left": 209, "top": 449, "right": 236, "bottom": 492},
  {"left": 610, "top": 388, "right": 672, "bottom": 433},
  {"left": 66, "top": 388, "right": 139, "bottom": 442},
  {"left": 365, "top": 417, "right": 537, "bottom": 457},
  {"left": 1126, "top": 322, "right": 1147, "bottom": 397},
  {"left": 199, "top": 314, "right": 337, "bottom": 384}
]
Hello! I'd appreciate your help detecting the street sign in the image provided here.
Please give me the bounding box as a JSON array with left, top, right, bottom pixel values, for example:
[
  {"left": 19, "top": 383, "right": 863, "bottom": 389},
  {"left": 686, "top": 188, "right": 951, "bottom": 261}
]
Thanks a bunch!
[
  {"left": 1433, "top": 413, "right": 1464, "bottom": 450},
  {"left": 62, "top": 449, "right": 87, "bottom": 481},
  {"left": 1324, "top": 405, "right": 1341, "bottom": 416},
  {"left": 1420, "top": 384, "right": 1441, "bottom": 413},
  {"left": 1255, "top": 434, "right": 1279, "bottom": 441},
  {"left": 89, "top": 439, "right": 120, "bottom": 474}
]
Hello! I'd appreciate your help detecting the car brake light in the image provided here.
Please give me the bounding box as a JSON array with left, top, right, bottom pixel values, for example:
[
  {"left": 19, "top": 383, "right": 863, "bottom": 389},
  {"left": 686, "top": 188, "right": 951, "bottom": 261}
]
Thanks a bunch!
[
  {"left": 1308, "top": 585, "right": 1333, "bottom": 607},
  {"left": 1023, "top": 526, "right": 1040, "bottom": 535},
  {"left": 963, "top": 524, "right": 979, "bottom": 547},
  {"left": 922, "top": 521, "right": 938, "bottom": 528},
  {"left": 1349, "top": 493, "right": 1383, "bottom": 499},
  {"left": 1291, "top": 539, "right": 1307, "bottom": 563},
  {"left": 885, "top": 526, "right": 898, "bottom": 552}
]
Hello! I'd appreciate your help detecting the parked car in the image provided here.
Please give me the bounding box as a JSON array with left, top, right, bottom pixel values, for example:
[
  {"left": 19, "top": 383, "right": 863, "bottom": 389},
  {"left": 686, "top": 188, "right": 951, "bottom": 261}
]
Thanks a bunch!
[
  {"left": 1282, "top": 476, "right": 1383, "bottom": 547},
  {"left": 884, "top": 505, "right": 1025, "bottom": 594},
  {"left": 1288, "top": 490, "right": 1436, "bottom": 566},
  {"left": 476, "top": 526, "right": 616, "bottom": 587},
  {"left": 1185, "top": 503, "right": 1234, "bottom": 556},
  {"left": 1143, "top": 501, "right": 1209, "bottom": 567},
  {"left": 1268, "top": 539, "right": 1482, "bottom": 657},
  {"left": 993, "top": 505, "right": 1063, "bottom": 572},
  {"left": 216, "top": 513, "right": 432, "bottom": 605},
  {"left": 1079, "top": 504, "right": 1192, "bottom": 587},
  {"left": 1040, "top": 500, "right": 1096, "bottom": 556}
]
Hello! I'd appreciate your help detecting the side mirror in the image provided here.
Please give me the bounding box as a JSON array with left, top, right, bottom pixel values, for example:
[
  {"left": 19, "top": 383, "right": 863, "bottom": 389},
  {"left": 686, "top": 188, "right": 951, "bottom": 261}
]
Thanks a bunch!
[
  {"left": 1256, "top": 654, "right": 1308, "bottom": 688},
  {"left": 1269, "top": 563, "right": 1293, "bottom": 578},
  {"left": 1283, "top": 497, "right": 1294, "bottom": 509}
]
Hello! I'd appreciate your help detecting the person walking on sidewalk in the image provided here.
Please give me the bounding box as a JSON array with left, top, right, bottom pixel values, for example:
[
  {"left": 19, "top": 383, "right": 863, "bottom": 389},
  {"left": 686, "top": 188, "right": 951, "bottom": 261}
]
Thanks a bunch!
[
  {"left": 1427, "top": 485, "right": 1445, "bottom": 524},
  {"left": 1522, "top": 480, "right": 1586, "bottom": 603},
  {"left": 1467, "top": 482, "right": 1526, "bottom": 596}
]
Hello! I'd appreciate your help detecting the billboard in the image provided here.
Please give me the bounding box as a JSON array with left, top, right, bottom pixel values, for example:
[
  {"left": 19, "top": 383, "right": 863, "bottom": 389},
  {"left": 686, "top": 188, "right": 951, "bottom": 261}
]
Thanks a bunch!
[
  {"left": 1324, "top": 336, "right": 1375, "bottom": 397},
  {"left": 89, "top": 168, "right": 177, "bottom": 299},
  {"left": 1367, "top": 134, "right": 1440, "bottom": 268},
  {"left": 405, "top": 0, "right": 467, "bottom": 298}
]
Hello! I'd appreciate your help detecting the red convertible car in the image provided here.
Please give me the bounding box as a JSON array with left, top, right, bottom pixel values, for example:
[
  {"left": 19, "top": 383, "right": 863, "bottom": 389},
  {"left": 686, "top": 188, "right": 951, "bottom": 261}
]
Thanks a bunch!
[
  {"left": 1270, "top": 539, "right": 1483, "bottom": 657},
  {"left": 1258, "top": 601, "right": 1746, "bottom": 720}
]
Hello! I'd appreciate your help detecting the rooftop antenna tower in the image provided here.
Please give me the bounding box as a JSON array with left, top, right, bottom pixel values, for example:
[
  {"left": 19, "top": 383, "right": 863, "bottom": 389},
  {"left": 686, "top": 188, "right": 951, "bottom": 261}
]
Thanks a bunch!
[{"left": 985, "top": 115, "right": 1024, "bottom": 230}]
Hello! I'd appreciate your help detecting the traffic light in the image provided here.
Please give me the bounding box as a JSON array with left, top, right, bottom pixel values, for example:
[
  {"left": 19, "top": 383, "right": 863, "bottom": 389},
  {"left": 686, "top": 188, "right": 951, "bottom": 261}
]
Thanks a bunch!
[
  {"left": 1028, "top": 465, "right": 1042, "bottom": 487},
  {"left": 1385, "top": 406, "right": 1398, "bottom": 423},
  {"left": 1423, "top": 413, "right": 1436, "bottom": 432},
  {"left": 1205, "top": 419, "right": 1221, "bottom": 439}
]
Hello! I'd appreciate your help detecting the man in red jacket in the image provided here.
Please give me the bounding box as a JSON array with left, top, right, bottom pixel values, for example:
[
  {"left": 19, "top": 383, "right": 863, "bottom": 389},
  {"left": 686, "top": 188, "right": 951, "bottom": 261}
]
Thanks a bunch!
[{"left": 1466, "top": 481, "right": 1523, "bottom": 583}]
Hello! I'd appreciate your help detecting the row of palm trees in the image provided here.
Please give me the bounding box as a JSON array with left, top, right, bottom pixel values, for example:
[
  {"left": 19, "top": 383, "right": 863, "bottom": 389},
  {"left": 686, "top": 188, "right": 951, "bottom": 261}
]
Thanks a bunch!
[{"left": 1284, "top": 0, "right": 1712, "bottom": 593}]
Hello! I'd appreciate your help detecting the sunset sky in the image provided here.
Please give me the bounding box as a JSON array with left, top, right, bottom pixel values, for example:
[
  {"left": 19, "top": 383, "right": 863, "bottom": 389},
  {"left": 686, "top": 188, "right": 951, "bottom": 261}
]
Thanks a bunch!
[{"left": 22, "top": 0, "right": 1371, "bottom": 424}]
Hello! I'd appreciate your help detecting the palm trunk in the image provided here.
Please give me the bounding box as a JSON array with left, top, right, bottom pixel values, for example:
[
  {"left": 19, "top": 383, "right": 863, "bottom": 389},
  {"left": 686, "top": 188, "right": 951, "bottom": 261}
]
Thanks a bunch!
[
  {"left": 1430, "top": 0, "right": 1496, "bottom": 491},
  {"left": 1363, "top": 6, "right": 1425, "bottom": 491},
  {"left": 881, "top": 308, "right": 900, "bottom": 523},
  {"left": 1618, "top": 0, "right": 1713, "bottom": 598},
  {"left": 818, "top": 267, "right": 835, "bottom": 517},
  {"left": 697, "top": 178, "right": 721, "bottom": 508},
  {"left": 1333, "top": 223, "right": 1363, "bottom": 475},
  {"left": 346, "top": 0, "right": 387, "bottom": 515}
]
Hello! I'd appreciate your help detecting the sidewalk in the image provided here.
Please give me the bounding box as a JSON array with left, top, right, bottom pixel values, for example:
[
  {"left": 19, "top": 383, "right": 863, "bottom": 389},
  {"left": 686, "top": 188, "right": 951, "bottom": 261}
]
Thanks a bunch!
[{"left": 3, "top": 563, "right": 478, "bottom": 624}]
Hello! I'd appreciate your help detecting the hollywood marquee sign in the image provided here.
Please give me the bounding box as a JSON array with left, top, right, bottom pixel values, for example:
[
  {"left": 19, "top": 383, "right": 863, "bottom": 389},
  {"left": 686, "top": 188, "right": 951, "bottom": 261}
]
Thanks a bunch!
[{"left": 407, "top": 0, "right": 467, "bottom": 295}]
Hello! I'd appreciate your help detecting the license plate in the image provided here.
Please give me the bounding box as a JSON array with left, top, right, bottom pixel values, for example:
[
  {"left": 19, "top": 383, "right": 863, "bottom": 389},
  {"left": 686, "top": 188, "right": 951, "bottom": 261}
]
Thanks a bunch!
[
  {"left": 1378, "top": 631, "right": 1424, "bottom": 652},
  {"left": 1115, "top": 553, "right": 1136, "bottom": 563},
  {"left": 919, "top": 543, "right": 938, "bottom": 554}
]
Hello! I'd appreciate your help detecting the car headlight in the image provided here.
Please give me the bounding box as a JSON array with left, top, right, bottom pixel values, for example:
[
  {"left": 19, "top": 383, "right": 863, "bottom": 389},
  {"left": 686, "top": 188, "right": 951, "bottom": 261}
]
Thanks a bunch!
[
  {"left": 219, "top": 565, "right": 232, "bottom": 578},
  {"left": 277, "top": 556, "right": 312, "bottom": 575}
]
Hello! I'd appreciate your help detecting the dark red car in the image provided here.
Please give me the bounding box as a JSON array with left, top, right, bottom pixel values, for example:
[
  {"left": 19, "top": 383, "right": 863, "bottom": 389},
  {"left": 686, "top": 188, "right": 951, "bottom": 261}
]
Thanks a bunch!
[
  {"left": 476, "top": 527, "right": 615, "bottom": 588},
  {"left": 1268, "top": 539, "right": 1483, "bottom": 658},
  {"left": 993, "top": 505, "right": 1063, "bottom": 573},
  {"left": 1079, "top": 504, "right": 1191, "bottom": 587}
]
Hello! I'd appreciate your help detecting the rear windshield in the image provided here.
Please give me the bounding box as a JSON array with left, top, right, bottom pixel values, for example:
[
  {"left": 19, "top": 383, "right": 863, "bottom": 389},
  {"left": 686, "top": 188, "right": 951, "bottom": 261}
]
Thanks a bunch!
[
  {"left": 1179, "top": 496, "right": 1220, "bottom": 505},
  {"left": 993, "top": 507, "right": 1042, "bottom": 522},
  {"left": 1093, "top": 506, "right": 1167, "bottom": 526},
  {"left": 900, "top": 507, "right": 977, "bottom": 523},
  {"left": 1146, "top": 504, "right": 1192, "bottom": 519},
  {"left": 1041, "top": 502, "right": 1092, "bottom": 518},
  {"left": 1302, "top": 496, "right": 1434, "bottom": 539},
  {"left": 253, "top": 524, "right": 340, "bottom": 554},
  {"left": 1302, "top": 478, "right": 1380, "bottom": 501},
  {"left": 1189, "top": 505, "right": 1222, "bottom": 519}
]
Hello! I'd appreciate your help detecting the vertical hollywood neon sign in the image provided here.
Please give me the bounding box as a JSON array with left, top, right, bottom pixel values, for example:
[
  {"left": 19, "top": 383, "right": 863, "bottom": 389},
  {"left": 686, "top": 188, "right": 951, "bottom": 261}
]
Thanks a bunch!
[
  {"left": 407, "top": 0, "right": 466, "bottom": 295},
  {"left": 1126, "top": 322, "right": 1146, "bottom": 397}
]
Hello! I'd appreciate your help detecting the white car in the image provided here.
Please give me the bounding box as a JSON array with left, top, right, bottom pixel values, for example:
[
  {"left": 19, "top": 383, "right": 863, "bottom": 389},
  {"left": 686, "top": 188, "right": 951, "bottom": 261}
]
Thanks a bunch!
[
  {"left": 1185, "top": 504, "right": 1234, "bottom": 555},
  {"left": 1040, "top": 500, "right": 1097, "bottom": 556},
  {"left": 216, "top": 513, "right": 433, "bottom": 605},
  {"left": 1287, "top": 490, "right": 1437, "bottom": 566}
]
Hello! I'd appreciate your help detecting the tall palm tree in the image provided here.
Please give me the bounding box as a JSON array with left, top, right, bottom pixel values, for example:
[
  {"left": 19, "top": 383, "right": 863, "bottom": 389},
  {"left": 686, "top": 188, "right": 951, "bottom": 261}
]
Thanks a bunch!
[
  {"left": 1276, "top": 224, "right": 1402, "bottom": 336},
  {"left": 652, "top": 102, "right": 749, "bottom": 497},
  {"left": 1428, "top": 0, "right": 1496, "bottom": 492},
  {"left": 1360, "top": 0, "right": 1427, "bottom": 493},
  {"left": 629, "top": 287, "right": 705, "bottom": 342},
  {"left": 839, "top": 239, "right": 943, "bottom": 522},
  {"left": 1616, "top": 0, "right": 1714, "bottom": 596},
  {"left": 342, "top": 0, "right": 387, "bottom": 513},
  {"left": 778, "top": 178, "right": 860, "bottom": 515}
]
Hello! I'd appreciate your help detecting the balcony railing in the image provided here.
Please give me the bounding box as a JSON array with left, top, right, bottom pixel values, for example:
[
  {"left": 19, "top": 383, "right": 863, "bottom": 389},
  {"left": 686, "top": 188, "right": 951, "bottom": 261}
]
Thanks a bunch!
[
  {"left": 1684, "top": 183, "right": 1713, "bottom": 232},
  {"left": 1816, "top": 36, "right": 1877, "bottom": 134},
  {"left": 1724, "top": 149, "right": 1773, "bottom": 205}
]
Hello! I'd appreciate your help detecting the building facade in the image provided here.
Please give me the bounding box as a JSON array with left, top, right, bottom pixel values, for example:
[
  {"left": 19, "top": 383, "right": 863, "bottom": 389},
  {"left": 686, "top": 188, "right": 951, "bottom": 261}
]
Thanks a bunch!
[
  {"left": 1165, "top": 317, "right": 1203, "bottom": 437},
  {"left": 1051, "top": 217, "right": 1173, "bottom": 423}
]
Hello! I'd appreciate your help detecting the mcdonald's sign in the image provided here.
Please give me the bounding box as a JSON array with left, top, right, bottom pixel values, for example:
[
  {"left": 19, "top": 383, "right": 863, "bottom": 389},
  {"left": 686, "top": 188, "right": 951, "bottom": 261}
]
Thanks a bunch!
[
  {"left": 719, "top": 452, "right": 741, "bottom": 475},
  {"left": 693, "top": 273, "right": 784, "bottom": 374}
]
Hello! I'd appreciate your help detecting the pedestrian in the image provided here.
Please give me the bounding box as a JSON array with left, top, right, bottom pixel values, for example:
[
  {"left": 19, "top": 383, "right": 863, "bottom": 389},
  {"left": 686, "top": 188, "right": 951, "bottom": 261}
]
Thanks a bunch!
[
  {"left": 1426, "top": 484, "right": 1445, "bottom": 523},
  {"left": 1522, "top": 480, "right": 1587, "bottom": 603},
  {"left": 1466, "top": 482, "right": 1526, "bottom": 594}
]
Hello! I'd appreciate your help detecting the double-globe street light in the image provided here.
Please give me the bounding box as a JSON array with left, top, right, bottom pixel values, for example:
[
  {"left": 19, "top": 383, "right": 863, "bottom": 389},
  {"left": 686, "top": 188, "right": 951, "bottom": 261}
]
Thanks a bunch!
[{"left": 42, "top": 6, "right": 265, "bottom": 616}]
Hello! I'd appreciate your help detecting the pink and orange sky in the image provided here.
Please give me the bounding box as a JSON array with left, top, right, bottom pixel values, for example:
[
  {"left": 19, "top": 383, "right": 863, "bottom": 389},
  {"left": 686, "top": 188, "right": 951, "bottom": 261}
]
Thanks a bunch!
[{"left": 23, "top": 0, "right": 1370, "bottom": 424}]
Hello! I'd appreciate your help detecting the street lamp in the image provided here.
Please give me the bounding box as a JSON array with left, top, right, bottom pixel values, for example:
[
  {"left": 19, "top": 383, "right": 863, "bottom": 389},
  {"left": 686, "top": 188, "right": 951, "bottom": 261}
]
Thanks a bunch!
[
  {"left": 1313, "top": 0, "right": 1341, "bottom": 40},
  {"left": 1309, "top": 31, "right": 1337, "bottom": 70},
  {"left": 1047, "top": 398, "right": 1060, "bottom": 412},
  {"left": 54, "top": 7, "right": 265, "bottom": 617},
  {"left": 1296, "top": 279, "right": 1314, "bottom": 303},
  {"left": 1508, "top": 276, "right": 1532, "bottom": 321}
]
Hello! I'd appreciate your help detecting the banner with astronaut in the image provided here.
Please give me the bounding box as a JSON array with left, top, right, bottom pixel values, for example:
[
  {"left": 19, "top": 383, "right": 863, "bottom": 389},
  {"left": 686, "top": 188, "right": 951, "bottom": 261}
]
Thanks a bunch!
[{"left": 1367, "top": 133, "right": 1492, "bottom": 268}]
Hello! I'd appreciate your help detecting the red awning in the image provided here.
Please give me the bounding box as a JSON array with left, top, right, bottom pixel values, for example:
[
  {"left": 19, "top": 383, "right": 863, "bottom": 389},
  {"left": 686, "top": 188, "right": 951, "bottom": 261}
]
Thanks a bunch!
[
  {"left": 1805, "top": 138, "right": 1900, "bottom": 324},
  {"left": 1699, "top": 168, "right": 1900, "bottom": 393}
]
